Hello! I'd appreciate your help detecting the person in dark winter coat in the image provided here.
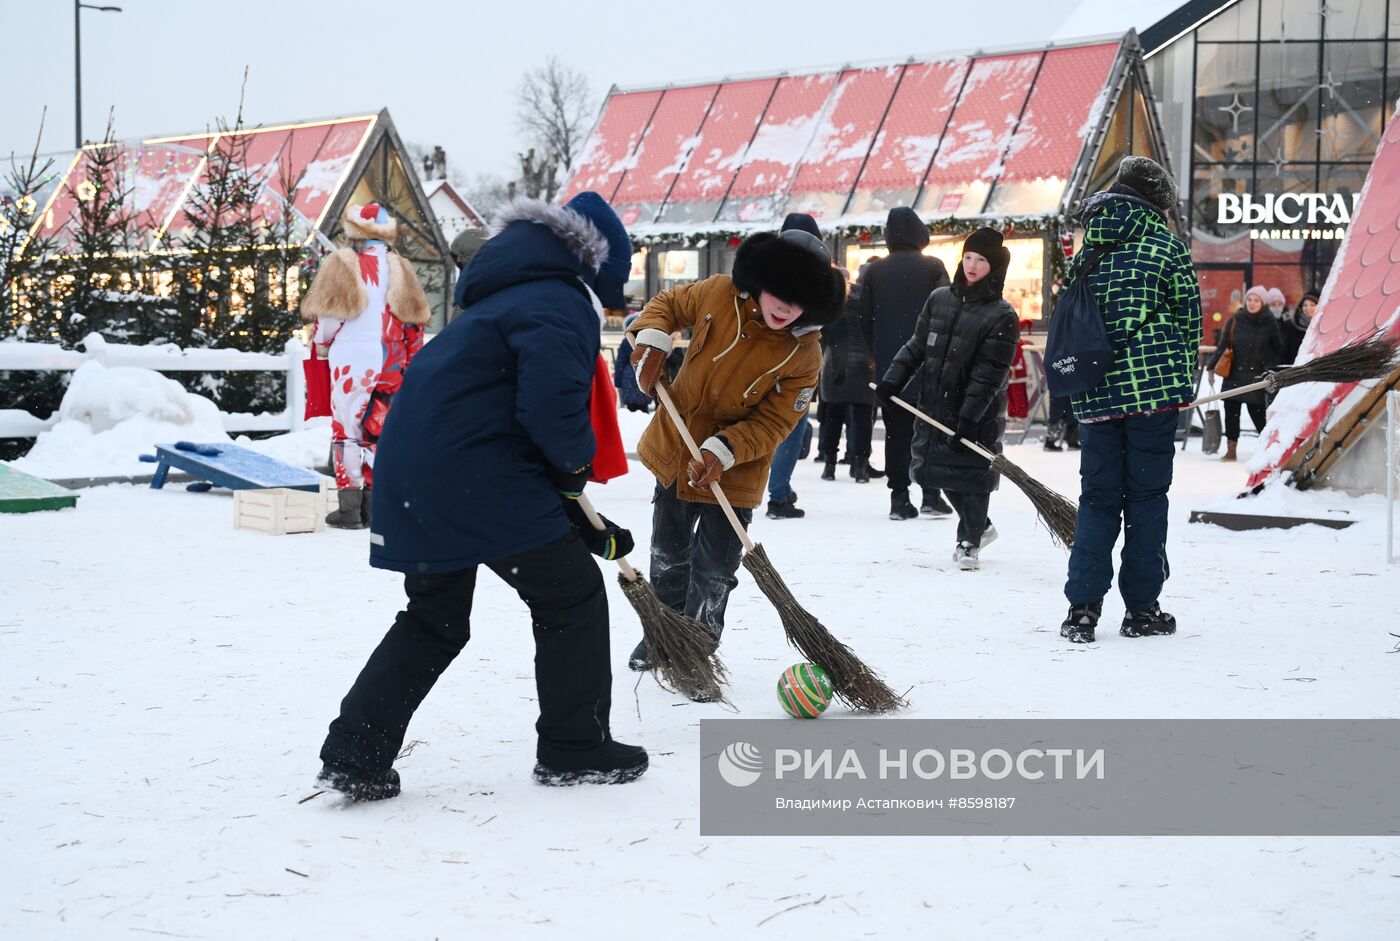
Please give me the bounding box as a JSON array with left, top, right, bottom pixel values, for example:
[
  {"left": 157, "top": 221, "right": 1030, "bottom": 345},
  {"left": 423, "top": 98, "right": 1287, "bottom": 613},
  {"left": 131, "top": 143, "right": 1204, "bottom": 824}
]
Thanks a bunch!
[
  {"left": 1279, "top": 292, "right": 1317, "bottom": 366},
  {"left": 766, "top": 213, "right": 829, "bottom": 519},
  {"left": 1059, "top": 156, "right": 1201, "bottom": 645},
  {"left": 1207, "top": 285, "right": 1284, "bottom": 461},
  {"left": 876, "top": 227, "right": 1020, "bottom": 571},
  {"left": 818, "top": 273, "right": 877, "bottom": 482},
  {"left": 316, "top": 192, "right": 649, "bottom": 799},
  {"left": 858, "top": 207, "right": 952, "bottom": 520}
]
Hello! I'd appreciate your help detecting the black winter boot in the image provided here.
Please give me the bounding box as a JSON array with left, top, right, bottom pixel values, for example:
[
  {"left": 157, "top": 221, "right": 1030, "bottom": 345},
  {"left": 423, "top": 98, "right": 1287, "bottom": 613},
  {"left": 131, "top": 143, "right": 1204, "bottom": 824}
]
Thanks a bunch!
[
  {"left": 534, "top": 739, "right": 649, "bottom": 786},
  {"left": 889, "top": 489, "right": 918, "bottom": 520},
  {"left": 1120, "top": 603, "right": 1177, "bottom": 638},
  {"left": 852, "top": 457, "right": 871, "bottom": 483},
  {"left": 1061, "top": 601, "right": 1102, "bottom": 644},
  {"left": 326, "top": 489, "right": 366, "bottom": 530},
  {"left": 316, "top": 762, "right": 401, "bottom": 801},
  {"left": 766, "top": 493, "right": 806, "bottom": 519},
  {"left": 627, "top": 638, "right": 650, "bottom": 672},
  {"left": 1066, "top": 422, "right": 1081, "bottom": 450},
  {"left": 821, "top": 460, "right": 836, "bottom": 481},
  {"left": 920, "top": 491, "right": 952, "bottom": 518}
]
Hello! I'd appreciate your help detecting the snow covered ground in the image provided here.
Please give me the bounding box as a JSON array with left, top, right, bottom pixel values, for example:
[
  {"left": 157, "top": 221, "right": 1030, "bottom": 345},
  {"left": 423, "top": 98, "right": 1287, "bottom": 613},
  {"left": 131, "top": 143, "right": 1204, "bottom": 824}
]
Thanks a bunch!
[{"left": 3, "top": 424, "right": 1398, "bottom": 938}]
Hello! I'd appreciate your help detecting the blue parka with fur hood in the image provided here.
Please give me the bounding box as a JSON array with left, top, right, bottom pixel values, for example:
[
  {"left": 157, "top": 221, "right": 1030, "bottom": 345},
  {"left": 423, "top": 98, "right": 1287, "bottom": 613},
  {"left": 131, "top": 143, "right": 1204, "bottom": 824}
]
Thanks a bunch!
[{"left": 368, "top": 198, "right": 608, "bottom": 573}]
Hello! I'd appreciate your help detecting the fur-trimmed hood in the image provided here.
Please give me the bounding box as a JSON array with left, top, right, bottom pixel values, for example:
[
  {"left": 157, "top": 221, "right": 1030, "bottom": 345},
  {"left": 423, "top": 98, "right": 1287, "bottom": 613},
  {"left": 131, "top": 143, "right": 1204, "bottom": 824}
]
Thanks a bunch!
[
  {"left": 489, "top": 196, "right": 610, "bottom": 274},
  {"left": 730, "top": 231, "right": 846, "bottom": 330},
  {"left": 343, "top": 203, "right": 399, "bottom": 244},
  {"left": 300, "top": 246, "right": 432, "bottom": 325}
]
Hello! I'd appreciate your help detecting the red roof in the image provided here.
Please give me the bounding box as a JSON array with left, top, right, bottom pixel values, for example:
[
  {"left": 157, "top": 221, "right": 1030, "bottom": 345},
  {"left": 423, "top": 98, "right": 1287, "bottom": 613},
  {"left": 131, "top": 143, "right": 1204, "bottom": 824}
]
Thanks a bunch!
[
  {"left": 28, "top": 115, "right": 377, "bottom": 254},
  {"left": 561, "top": 38, "right": 1125, "bottom": 231}
]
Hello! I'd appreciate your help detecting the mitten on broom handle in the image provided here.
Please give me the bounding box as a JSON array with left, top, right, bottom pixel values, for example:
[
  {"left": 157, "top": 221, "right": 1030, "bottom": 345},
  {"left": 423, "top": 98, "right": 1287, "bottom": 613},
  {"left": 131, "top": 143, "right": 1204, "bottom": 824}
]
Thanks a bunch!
[
  {"left": 574, "top": 492, "right": 642, "bottom": 582},
  {"left": 869, "top": 384, "right": 998, "bottom": 463},
  {"left": 1186, "top": 379, "right": 1271, "bottom": 409},
  {"left": 652, "top": 383, "right": 758, "bottom": 553}
]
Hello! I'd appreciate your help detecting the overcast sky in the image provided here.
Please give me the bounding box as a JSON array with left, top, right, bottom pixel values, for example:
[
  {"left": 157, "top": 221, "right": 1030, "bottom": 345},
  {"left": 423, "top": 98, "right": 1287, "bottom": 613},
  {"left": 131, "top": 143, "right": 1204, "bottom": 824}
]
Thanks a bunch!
[{"left": 4, "top": 0, "right": 1138, "bottom": 182}]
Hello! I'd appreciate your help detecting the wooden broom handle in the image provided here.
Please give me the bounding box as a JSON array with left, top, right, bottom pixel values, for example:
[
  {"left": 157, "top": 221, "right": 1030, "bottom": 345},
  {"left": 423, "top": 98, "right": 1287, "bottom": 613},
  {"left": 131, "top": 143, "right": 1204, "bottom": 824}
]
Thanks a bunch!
[
  {"left": 871, "top": 384, "right": 998, "bottom": 463},
  {"left": 574, "top": 492, "right": 641, "bottom": 582},
  {"left": 1186, "top": 379, "right": 1271, "bottom": 409},
  {"left": 653, "top": 383, "right": 758, "bottom": 553}
]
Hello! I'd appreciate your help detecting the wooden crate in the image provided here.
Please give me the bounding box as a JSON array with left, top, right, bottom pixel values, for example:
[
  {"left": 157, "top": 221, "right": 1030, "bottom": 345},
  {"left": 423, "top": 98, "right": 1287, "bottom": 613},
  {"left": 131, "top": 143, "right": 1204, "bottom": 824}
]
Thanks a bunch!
[{"left": 234, "top": 487, "right": 326, "bottom": 535}]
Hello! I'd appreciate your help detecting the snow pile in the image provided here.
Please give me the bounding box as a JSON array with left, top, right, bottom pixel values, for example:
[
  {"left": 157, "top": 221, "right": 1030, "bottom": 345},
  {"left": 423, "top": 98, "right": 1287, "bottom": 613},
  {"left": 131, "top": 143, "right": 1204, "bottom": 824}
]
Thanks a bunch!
[
  {"left": 237, "top": 419, "right": 332, "bottom": 470},
  {"left": 12, "top": 361, "right": 229, "bottom": 479}
]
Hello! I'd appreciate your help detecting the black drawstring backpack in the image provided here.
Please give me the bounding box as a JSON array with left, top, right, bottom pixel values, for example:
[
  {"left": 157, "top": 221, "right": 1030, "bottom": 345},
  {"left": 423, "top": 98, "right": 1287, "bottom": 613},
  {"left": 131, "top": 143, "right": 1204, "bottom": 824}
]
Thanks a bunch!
[{"left": 1044, "top": 248, "right": 1112, "bottom": 397}]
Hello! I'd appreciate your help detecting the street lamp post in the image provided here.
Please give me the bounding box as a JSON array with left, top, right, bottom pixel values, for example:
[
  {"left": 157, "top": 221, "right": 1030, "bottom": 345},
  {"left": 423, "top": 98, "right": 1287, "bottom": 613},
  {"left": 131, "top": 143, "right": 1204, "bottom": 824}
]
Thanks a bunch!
[{"left": 75, "top": 0, "right": 122, "bottom": 148}]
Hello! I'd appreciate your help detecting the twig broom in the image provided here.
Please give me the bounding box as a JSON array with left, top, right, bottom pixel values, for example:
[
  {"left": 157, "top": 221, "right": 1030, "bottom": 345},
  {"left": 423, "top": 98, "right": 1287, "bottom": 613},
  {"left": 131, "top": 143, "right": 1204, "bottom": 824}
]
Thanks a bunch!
[
  {"left": 875, "top": 386, "right": 1079, "bottom": 547},
  {"left": 575, "top": 493, "right": 730, "bottom": 705},
  {"left": 653, "top": 383, "right": 904, "bottom": 713},
  {"left": 1190, "top": 328, "right": 1400, "bottom": 408}
]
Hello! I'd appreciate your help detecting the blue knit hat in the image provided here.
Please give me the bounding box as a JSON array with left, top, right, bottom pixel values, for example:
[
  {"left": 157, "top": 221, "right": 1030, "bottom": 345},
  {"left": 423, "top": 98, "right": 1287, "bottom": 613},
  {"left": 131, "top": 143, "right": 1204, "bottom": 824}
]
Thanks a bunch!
[{"left": 565, "top": 192, "right": 632, "bottom": 307}]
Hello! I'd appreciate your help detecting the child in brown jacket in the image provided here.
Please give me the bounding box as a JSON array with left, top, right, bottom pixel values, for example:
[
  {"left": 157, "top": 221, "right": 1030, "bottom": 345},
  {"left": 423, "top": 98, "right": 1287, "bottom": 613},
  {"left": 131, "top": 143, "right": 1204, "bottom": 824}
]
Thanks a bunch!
[{"left": 626, "top": 224, "right": 846, "bottom": 677}]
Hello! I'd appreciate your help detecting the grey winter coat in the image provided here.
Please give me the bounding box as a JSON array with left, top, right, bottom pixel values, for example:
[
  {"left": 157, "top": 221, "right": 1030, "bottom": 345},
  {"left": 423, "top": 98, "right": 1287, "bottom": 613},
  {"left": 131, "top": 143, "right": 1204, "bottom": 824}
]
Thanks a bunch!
[
  {"left": 820, "top": 283, "right": 876, "bottom": 406},
  {"left": 882, "top": 270, "right": 1020, "bottom": 494}
]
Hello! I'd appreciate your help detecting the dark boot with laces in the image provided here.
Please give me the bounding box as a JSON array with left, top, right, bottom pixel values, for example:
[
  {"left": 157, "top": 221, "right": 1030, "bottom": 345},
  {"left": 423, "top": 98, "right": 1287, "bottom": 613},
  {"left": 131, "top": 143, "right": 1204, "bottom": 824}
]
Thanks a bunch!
[
  {"left": 1120, "top": 603, "right": 1177, "bottom": 638},
  {"left": 1061, "top": 601, "right": 1102, "bottom": 644}
]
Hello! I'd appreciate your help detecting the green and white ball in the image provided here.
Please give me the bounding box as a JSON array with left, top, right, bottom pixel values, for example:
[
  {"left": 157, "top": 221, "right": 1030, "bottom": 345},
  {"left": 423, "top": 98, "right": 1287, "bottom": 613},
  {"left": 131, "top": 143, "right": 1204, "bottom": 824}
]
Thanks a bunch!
[{"left": 777, "top": 663, "right": 833, "bottom": 718}]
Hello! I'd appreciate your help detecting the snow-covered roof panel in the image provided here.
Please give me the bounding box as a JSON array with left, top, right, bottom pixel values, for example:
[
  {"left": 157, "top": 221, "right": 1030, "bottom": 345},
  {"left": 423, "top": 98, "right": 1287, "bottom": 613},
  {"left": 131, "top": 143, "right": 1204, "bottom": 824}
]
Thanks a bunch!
[
  {"left": 916, "top": 52, "right": 1044, "bottom": 218},
  {"left": 783, "top": 65, "right": 903, "bottom": 220},
  {"left": 657, "top": 78, "right": 778, "bottom": 224},
  {"left": 611, "top": 84, "right": 719, "bottom": 223},
  {"left": 558, "top": 91, "right": 664, "bottom": 203},
  {"left": 717, "top": 72, "right": 839, "bottom": 223},
  {"left": 986, "top": 41, "right": 1121, "bottom": 215}
]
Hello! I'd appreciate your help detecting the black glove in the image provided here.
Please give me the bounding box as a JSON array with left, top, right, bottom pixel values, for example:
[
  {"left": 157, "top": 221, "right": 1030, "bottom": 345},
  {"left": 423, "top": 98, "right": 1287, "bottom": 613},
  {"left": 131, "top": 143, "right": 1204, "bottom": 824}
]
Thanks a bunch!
[
  {"left": 874, "top": 379, "right": 900, "bottom": 405},
  {"left": 563, "top": 501, "right": 634, "bottom": 560},
  {"left": 547, "top": 464, "right": 591, "bottom": 499},
  {"left": 955, "top": 418, "right": 979, "bottom": 440}
]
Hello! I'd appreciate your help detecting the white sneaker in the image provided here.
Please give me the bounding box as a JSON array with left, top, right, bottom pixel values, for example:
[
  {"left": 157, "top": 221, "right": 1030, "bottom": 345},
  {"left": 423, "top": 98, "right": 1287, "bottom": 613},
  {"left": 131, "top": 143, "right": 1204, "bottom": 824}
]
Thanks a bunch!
[
  {"left": 953, "top": 542, "right": 980, "bottom": 571},
  {"left": 980, "top": 522, "right": 998, "bottom": 549}
]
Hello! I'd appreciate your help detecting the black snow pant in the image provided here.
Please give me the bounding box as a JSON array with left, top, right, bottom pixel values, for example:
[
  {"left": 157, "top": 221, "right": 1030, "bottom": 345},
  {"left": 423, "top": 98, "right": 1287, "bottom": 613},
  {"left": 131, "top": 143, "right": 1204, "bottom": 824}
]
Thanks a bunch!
[
  {"left": 882, "top": 404, "right": 919, "bottom": 495},
  {"left": 1223, "top": 399, "right": 1267, "bottom": 441},
  {"left": 819, "top": 403, "right": 874, "bottom": 460},
  {"left": 650, "top": 482, "right": 752, "bottom": 638},
  {"left": 320, "top": 532, "right": 611, "bottom": 773},
  {"left": 944, "top": 490, "right": 991, "bottom": 547}
]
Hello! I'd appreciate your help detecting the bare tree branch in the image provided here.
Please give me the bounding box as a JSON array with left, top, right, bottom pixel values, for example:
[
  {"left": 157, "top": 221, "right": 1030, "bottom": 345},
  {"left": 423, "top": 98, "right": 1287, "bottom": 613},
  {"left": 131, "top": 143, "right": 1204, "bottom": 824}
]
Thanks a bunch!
[{"left": 516, "top": 56, "right": 595, "bottom": 174}]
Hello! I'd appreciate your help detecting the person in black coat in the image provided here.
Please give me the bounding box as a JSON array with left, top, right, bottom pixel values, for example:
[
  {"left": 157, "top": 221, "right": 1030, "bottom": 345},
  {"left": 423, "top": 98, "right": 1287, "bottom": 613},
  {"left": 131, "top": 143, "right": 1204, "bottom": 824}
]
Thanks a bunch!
[
  {"left": 1207, "top": 285, "right": 1284, "bottom": 461},
  {"left": 818, "top": 274, "right": 878, "bottom": 482},
  {"left": 858, "top": 207, "right": 952, "bottom": 520},
  {"left": 877, "top": 227, "right": 1020, "bottom": 571},
  {"left": 1279, "top": 292, "right": 1317, "bottom": 365},
  {"left": 316, "top": 192, "right": 649, "bottom": 799}
]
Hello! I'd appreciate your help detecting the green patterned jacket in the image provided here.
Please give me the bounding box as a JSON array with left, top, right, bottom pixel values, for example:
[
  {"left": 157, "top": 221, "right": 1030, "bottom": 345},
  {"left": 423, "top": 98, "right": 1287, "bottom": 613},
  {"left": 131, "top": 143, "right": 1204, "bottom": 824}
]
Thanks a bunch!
[{"left": 1066, "top": 193, "right": 1201, "bottom": 422}]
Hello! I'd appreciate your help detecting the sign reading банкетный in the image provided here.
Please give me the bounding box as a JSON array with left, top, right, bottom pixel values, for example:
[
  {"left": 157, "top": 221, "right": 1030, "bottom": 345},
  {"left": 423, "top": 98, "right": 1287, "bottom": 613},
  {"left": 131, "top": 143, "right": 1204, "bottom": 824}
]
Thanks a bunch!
[{"left": 699, "top": 720, "right": 1400, "bottom": 836}]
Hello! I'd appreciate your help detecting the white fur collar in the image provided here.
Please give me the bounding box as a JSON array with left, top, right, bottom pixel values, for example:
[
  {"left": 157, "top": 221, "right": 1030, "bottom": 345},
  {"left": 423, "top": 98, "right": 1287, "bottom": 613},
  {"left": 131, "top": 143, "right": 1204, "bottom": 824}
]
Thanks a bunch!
[{"left": 490, "top": 196, "right": 609, "bottom": 273}]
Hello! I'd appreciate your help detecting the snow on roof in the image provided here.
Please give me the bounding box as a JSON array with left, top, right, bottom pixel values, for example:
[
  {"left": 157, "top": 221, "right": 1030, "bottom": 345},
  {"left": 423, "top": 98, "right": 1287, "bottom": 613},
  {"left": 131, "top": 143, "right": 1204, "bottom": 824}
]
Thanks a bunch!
[
  {"left": 422, "top": 179, "right": 486, "bottom": 228},
  {"left": 1248, "top": 108, "right": 1400, "bottom": 487},
  {"left": 561, "top": 37, "right": 1127, "bottom": 232},
  {"left": 22, "top": 114, "right": 380, "bottom": 255}
]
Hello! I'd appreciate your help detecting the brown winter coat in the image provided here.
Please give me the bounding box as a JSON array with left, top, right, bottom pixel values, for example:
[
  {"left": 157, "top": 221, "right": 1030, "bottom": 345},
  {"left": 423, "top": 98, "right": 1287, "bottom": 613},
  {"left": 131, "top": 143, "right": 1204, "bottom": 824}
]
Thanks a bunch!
[
  {"left": 300, "top": 247, "right": 432, "bottom": 325},
  {"left": 631, "top": 274, "right": 822, "bottom": 509}
]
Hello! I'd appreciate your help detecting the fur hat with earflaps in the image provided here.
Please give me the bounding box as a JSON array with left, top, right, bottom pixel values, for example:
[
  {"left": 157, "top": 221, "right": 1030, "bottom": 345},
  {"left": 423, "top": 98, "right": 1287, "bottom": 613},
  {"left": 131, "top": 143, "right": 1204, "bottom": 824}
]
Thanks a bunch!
[
  {"left": 731, "top": 230, "right": 846, "bottom": 330},
  {"left": 344, "top": 203, "right": 399, "bottom": 244}
]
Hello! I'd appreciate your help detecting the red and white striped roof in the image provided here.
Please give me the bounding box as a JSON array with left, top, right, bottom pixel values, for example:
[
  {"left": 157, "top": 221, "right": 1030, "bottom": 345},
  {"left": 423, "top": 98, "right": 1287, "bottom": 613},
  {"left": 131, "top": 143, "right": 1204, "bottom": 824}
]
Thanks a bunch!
[{"left": 561, "top": 38, "right": 1125, "bottom": 233}]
